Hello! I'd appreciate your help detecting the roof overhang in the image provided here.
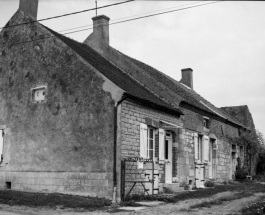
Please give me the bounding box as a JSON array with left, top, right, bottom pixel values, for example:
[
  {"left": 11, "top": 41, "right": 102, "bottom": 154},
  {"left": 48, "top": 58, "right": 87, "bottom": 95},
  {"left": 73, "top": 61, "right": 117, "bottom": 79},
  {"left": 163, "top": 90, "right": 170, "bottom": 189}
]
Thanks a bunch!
[{"left": 122, "top": 93, "right": 184, "bottom": 116}]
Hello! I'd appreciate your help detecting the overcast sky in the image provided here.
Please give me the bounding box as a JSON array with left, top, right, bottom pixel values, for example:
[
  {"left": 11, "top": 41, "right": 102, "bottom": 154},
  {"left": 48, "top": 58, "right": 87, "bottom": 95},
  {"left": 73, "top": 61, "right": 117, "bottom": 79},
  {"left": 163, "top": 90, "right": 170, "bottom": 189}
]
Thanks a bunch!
[{"left": 1, "top": 0, "right": 265, "bottom": 136}]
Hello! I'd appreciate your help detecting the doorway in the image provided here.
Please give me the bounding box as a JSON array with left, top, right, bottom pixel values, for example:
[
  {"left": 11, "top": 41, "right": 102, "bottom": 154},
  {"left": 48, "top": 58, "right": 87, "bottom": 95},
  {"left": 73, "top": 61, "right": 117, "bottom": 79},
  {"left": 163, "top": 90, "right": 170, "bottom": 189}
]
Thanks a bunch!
[
  {"left": 165, "top": 132, "right": 172, "bottom": 183},
  {"left": 195, "top": 135, "right": 205, "bottom": 187},
  {"left": 208, "top": 139, "right": 215, "bottom": 178}
]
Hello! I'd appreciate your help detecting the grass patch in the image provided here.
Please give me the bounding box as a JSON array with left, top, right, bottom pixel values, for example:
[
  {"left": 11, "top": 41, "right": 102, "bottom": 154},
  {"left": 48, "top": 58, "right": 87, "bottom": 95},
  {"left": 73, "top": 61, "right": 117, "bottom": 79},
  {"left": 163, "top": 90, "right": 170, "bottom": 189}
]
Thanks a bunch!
[
  {"left": 241, "top": 196, "right": 265, "bottom": 215},
  {"left": 190, "top": 192, "right": 253, "bottom": 209},
  {"left": 0, "top": 190, "right": 111, "bottom": 210},
  {"left": 125, "top": 182, "right": 265, "bottom": 204}
]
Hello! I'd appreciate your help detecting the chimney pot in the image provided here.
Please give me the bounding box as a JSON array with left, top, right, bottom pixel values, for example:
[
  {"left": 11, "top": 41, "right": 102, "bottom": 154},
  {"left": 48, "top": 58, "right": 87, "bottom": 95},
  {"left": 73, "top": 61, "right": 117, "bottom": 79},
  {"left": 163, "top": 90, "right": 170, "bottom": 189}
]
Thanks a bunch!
[{"left": 180, "top": 68, "right": 193, "bottom": 89}]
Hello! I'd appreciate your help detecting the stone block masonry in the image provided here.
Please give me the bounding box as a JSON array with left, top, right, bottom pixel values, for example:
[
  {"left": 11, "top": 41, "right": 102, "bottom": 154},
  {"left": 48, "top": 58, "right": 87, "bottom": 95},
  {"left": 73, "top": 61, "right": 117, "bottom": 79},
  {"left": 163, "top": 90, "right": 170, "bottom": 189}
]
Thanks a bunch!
[
  {"left": 120, "top": 100, "right": 183, "bottom": 194},
  {"left": 0, "top": 171, "right": 109, "bottom": 197},
  {"left": 178, "top": 129, "right": 195, "bottom": 186}
]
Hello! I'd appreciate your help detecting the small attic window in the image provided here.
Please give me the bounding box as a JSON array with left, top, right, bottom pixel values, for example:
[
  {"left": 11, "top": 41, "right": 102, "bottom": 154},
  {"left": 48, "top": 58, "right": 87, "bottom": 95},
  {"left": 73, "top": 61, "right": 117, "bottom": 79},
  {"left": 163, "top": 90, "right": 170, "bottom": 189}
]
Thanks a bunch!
[
  {"left": 203, "top": 117, "right": 209, "bottom": 129},
  {"left": 31, "top": 85, "right": 47, "bottom": 103}
]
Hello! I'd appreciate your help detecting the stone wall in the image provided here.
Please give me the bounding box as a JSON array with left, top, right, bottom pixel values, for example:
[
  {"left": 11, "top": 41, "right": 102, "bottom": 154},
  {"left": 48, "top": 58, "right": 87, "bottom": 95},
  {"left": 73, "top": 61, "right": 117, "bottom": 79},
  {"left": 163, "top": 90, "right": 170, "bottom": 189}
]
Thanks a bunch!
[
  {"left": 178, "top": 129, "right": 195, "bottom": 186},
  {"left": 2, "top": 172, "right": 108, "bottom": 196},
  {"left": 0, "top": 11, "right": 115, "bottom": 198},
  {"left": 181, "top": 107, "right": 240, "bottom": 182},
  {"left": 119, "top": 100, "right": 182, "bottom": 194}
]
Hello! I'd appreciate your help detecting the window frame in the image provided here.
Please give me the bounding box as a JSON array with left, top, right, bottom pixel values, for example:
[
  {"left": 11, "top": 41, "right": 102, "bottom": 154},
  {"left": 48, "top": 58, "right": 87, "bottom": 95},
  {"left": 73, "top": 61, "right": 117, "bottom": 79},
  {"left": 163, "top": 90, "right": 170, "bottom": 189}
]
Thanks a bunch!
[
  {"left": 203, "top": 117, "right": 210, "bottom": 129},
  {"left": 198, "top": 135, "right": 203, "bottom": 162},
  {"left": 30, "top": 85, "right": 48, "bottom": 103},
  {"left": 147, "top": 127, "right": 155, "bottom": 160}
]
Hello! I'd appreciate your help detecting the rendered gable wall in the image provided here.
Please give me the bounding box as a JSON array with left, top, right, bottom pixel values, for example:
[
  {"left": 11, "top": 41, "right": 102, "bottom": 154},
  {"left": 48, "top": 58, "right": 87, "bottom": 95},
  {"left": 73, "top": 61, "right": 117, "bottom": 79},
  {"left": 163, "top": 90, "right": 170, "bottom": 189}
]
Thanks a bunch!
[{"left": 0, "top": 11, "right": 116, "bottom": 198}]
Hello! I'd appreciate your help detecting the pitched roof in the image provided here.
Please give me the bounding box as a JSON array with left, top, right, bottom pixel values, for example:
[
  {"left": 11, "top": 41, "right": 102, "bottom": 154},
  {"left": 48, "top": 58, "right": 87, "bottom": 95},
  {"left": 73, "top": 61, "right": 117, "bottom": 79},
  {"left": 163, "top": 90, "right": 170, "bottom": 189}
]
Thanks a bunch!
[
  {"left": 44, "top": 27, "right": 183, "bottom": 115},
  {"left": 107, "top": 47, "right": 247, "bottom": 128},
  {"left": 41, "top": 19, "right": 246, "bottom": 129}
]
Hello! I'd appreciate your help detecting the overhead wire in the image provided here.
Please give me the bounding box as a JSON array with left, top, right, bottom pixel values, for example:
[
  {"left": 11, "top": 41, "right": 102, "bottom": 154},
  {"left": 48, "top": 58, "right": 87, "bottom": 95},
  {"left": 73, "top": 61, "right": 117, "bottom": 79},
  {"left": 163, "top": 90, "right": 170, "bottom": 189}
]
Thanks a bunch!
[
  {"left": 0, "top": 0, "right": 134, "bottom": 31},
  {"left": 0, "top": 1, "right": 223, "bottom": 49},
  {"left": 58, "top": 1, "right": 207, "bottom": 33}
]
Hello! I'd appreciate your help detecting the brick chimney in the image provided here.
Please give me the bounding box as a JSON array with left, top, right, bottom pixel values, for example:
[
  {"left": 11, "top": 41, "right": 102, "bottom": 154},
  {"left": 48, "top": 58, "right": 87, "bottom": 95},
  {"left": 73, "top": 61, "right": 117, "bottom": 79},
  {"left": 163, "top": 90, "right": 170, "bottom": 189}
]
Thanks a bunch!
[
  {"left": 180, "top": 68, "right": 193, "bottom": 89},
  {"left": 83, "top": 15, "right": 110, "bottom": 53},
  {"left": 19, "top": 0, "right": 39, "bottom": 19}
]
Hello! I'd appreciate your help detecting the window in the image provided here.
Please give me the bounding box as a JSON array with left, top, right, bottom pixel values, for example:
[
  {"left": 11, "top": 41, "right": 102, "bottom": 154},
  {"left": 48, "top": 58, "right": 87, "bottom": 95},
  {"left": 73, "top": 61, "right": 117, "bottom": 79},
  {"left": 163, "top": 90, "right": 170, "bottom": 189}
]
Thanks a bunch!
[
  {"left": 31, "top": 85, "right": 47, "bottom": 103},
  {"left": 195, "top": 134, "right": 203, "bottom": 162},
  {"left": 198, "top": 135, "right": 203, "bottom": 161},
  {"left": 140, "top": 123, "right": 156, "bottom": 160},
  {"left": 147, "top": 127, "right": 154, "bottom": 159},
  {"left": 203, "top": 117, "right": 209, "bottom": 129}
]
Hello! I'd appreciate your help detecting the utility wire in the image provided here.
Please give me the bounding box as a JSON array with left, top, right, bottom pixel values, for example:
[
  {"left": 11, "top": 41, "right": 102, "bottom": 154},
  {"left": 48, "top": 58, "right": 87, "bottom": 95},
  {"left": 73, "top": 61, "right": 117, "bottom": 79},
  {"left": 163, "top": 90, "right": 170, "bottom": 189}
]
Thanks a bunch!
[
  {"left": 0, "top": 1, "right": 223, "bottom": 49},
  {"left": 58, "top": 0, "right": 207, "bottom": 33},
  {"left": 0, "top": 0, "right": 134, "bottom": 31}
]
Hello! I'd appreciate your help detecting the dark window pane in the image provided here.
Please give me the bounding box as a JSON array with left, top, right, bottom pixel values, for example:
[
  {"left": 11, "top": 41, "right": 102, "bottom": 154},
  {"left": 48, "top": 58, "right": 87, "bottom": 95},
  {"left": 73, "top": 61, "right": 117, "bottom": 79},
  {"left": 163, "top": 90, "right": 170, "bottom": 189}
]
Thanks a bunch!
[
  {"left": 149, "top": 129, "right": 153, "bottom": 139},
  {"left": 149, "top": 139, "right": 153, "bottom": 149},
  {"left": 149, "top": 150, "right": 153, "bottom": 159},
  {"left": 165, "top": 140, "right": 168, "bottom": 159}
]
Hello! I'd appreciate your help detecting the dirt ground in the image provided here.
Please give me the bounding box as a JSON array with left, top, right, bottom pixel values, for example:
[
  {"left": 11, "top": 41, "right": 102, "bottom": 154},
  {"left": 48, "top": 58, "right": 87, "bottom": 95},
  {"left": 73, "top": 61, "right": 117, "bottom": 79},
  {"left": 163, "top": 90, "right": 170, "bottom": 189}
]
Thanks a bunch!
[{"left": 0, "top": 191, "right": 264, "bottom": 215}]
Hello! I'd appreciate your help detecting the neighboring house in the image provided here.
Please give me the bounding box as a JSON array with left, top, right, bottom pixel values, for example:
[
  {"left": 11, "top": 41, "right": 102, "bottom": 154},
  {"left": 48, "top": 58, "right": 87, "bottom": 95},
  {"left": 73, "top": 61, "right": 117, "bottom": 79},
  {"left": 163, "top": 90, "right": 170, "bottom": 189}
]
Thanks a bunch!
[
  {"left": 0, "top": 1, "right": 252, "bottom": 201},
  {"left": 221, "top": 105, "right": 257, "bottom": 175}
]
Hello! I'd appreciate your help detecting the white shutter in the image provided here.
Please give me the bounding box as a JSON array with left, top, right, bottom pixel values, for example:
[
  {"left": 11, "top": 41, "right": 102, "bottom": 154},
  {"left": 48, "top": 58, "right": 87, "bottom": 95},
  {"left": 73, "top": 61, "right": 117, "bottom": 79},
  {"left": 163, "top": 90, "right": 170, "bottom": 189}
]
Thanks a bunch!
[
  {"left": 203, "top": 136, "right": 209, "bottom": 163},
  {"left": 140, "top": 123, "right": 148, "bottom": 159},
  {"left": 194, "top": 133, "right": 198, "bottom": 161},
  {"left": 159, "top": 129, "right": 165, "bottom": 161}
]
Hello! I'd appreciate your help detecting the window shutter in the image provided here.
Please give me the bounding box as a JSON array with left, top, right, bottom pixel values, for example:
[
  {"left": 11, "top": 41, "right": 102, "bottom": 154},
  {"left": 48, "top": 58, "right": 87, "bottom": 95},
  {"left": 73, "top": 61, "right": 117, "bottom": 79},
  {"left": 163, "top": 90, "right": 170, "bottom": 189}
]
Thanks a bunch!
[
  {"left": 159, "top": 129, "right": 165, "bottom": 161},
  {"left": 194, "top": 133, "right": 198, "bottom": 161},
  {"left": 140, "top": 123, "right": 148, "bottom": 159},
  {"left": 203, "top": 136, "right": 209, "bottom": 163}
]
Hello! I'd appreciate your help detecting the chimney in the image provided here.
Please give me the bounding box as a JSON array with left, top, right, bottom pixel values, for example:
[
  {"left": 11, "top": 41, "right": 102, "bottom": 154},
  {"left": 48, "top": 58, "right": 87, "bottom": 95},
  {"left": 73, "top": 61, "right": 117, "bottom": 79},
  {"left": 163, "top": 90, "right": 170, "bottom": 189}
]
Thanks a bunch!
[
  {"left": 83, "top": 15, "right": 110, "bottom": 53},
  {"left": 180, "top": 68, "right": 193, "bottom": 89},
  {"left": 19, "top": 0, "right": 39, "bottom": 19}
]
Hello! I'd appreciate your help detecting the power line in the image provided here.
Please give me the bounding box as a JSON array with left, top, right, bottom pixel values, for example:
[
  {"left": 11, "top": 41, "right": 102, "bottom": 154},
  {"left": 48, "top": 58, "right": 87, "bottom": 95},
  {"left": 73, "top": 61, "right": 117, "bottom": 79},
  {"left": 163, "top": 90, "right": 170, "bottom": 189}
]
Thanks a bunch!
[
  {"left": 0, "top": 0, "right": 134, "bottom": 31},
  {"left": 0, "top": 1, "right": 223, "bottom": 49},
  {"left": 58, "top": 1, "right": 207, "bottom": 34}
]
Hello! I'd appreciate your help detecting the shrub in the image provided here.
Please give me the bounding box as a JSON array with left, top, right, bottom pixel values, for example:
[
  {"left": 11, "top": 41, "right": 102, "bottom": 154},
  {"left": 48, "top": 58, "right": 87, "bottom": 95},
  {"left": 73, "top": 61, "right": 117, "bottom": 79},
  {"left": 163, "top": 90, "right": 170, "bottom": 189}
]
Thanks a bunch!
[
  {"left": 235, "top": 157, "right": 248, "bottom": 181},
  {"left": 204, "top": 180, "right": 215, "bottom": 187}
]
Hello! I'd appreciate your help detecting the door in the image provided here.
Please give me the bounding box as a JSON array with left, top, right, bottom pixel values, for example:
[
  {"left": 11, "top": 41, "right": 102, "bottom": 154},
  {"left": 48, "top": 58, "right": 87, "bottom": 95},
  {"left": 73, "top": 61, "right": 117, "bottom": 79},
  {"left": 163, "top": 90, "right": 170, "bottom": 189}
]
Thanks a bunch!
[
  {"left": 165, "top": 133, "right": 172, "bottom": 183},
  {"left": 209, "top": 139, "right": 213, "bottom": 178},
  {"left": 195, "top": 135, "right": 205, "bottom": 187}
]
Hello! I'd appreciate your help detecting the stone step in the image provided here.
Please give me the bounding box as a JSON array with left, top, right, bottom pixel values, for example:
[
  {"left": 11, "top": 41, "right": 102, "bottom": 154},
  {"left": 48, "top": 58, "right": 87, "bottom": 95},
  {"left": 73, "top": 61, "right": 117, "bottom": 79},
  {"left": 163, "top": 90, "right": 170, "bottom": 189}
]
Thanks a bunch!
[{"left": 163, "top": 183, "right": 184, "bottom": 192}]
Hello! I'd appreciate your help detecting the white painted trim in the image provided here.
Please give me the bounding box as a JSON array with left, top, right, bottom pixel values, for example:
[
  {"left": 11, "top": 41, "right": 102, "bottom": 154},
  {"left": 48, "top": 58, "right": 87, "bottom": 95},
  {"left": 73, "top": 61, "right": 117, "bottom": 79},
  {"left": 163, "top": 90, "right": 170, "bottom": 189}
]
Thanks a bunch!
[{"left": 159, "top": 120, "right": 182, "bottom": 128}]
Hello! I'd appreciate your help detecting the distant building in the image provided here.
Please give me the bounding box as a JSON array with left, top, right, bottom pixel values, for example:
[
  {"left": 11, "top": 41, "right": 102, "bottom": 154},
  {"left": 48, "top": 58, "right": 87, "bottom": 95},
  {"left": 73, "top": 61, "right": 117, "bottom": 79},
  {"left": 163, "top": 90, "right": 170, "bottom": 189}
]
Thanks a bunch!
[{"left": 0, "top": 0, "right": 253, "bottom": 201}]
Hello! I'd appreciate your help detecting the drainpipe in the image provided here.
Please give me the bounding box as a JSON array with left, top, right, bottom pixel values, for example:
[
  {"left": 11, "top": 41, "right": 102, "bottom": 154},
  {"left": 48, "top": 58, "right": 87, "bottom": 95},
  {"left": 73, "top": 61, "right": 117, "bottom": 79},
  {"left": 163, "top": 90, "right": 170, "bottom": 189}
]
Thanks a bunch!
[{"left": 112, "top": 95, "right": 127, "bottom": 203}]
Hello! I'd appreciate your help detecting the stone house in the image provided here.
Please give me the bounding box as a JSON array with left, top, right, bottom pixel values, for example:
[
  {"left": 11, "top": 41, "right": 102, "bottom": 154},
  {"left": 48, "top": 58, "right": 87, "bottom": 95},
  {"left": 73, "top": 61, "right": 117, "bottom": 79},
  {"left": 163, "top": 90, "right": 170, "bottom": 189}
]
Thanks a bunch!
[{"left": 0, "top": 0, "right": 252, "bottom": 201}]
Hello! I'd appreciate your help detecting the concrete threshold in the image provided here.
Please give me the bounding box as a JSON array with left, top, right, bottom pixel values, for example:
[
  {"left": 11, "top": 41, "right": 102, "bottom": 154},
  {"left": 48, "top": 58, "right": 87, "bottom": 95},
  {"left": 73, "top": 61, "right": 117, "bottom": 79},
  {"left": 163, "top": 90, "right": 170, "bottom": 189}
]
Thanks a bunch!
[{"left": 119, "top": 206, "right": 146, "bottom": 211}]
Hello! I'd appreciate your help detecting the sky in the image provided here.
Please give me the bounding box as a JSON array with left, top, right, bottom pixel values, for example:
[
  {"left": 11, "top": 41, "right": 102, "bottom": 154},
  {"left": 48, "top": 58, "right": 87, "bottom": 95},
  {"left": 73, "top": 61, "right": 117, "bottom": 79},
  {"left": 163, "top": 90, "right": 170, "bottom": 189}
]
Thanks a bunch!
[{"left": 0, "top": 0, "right": 265, "bottom": 136}]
